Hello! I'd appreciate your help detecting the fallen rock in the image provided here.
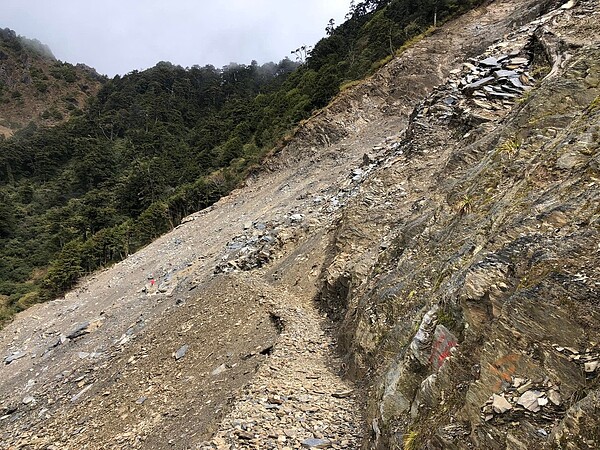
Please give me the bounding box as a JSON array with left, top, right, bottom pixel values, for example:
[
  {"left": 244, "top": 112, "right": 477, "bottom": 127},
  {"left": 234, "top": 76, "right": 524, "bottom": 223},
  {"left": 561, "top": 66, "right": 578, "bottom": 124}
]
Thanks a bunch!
[
  {"left": 4, "top": 351, "right": 27, "bottom": 365},
  {"left": 584, "top": 360, "right": 599, "bottom": 373},
  {"left": 517, "top": 390, "right": 543, "bottom": 412},
  {"left": 332, "top": 390, "right": 354, "bottom": 399},
  {"left": 174, "top": 345, "right": 189, "bottom": 361},
  {"left": 211, "top": 364, "right": 227, "bottom": 376},
  {"left": 492, "top": 394, "right": 513, "bottom": 414},
  {"left": 301, "top": 437, "right": 332, "bottom": 448}
]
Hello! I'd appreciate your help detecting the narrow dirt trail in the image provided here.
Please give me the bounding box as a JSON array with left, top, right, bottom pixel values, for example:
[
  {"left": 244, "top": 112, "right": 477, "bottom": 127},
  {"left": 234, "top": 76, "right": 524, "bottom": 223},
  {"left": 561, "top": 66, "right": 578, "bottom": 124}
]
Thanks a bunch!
[{"left": 202, "top": 279, "right": 362, "bottom": 449}]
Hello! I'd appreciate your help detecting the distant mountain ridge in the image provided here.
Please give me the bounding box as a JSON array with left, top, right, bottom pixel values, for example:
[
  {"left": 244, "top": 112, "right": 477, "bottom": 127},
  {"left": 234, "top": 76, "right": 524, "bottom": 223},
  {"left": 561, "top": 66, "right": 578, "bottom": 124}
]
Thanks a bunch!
[{"left": 0, "top": 27, "right": 104, "bottom": 137}]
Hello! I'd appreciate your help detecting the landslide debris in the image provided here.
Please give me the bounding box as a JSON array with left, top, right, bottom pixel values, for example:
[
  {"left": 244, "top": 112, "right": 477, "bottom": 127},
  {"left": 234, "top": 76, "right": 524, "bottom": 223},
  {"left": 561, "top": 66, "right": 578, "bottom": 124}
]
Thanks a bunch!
[{"left": 1, "top": 0, "right": 599, "bottom": 449}]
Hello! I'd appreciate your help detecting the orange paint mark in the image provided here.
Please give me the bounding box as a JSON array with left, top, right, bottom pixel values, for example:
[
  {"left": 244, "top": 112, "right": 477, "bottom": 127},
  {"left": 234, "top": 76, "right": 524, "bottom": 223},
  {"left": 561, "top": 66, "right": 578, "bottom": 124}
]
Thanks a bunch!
[{"left": 488, "top": 353, "right": 520, "bottom": 391}]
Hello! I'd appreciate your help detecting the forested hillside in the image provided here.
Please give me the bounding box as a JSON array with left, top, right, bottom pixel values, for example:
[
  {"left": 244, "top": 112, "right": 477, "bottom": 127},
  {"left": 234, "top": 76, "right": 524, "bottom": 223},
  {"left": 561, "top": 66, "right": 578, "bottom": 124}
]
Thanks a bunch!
[
  {"left": 0, "top": 28, "right": 104, "bottom": 137},
  {"left": 0, "top": 0, "right": 483, "bottom": 324}
]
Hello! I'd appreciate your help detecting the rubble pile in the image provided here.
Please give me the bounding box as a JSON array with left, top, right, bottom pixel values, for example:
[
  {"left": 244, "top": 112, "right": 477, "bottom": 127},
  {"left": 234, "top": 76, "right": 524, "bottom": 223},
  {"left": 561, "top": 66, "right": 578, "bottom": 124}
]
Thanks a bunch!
[
  {"left": 215, "top": 220, "right": 285, "bottom": 274},
  {"left": 412, "top": 49, "right": 535, "bottom": 128},
  {"left": 481, "top": 376, "right": 565, "bottom": 425},
  {"left": 552, "top": 343, "right": 600, "bottom": 379}
]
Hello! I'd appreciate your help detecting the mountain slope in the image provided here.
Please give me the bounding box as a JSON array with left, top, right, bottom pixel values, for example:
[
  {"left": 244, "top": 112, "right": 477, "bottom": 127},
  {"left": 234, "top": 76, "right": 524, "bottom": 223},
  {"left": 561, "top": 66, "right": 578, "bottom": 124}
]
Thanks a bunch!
[
  {"left": 0, "top": 28, "right": 104, "bottom": 137},
  {"left": 0, "top": 0, "right": 489, "bottom": 327},
  {"left": 0, "top": 0, "right": 599, "bottom": 449}
]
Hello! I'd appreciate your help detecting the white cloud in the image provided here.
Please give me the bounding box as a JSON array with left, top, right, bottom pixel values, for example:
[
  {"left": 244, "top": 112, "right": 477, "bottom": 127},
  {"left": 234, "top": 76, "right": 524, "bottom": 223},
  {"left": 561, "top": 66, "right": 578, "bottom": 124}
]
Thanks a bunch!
[{"left": 2, "top": 0, "right": 350, "bottom": 76}]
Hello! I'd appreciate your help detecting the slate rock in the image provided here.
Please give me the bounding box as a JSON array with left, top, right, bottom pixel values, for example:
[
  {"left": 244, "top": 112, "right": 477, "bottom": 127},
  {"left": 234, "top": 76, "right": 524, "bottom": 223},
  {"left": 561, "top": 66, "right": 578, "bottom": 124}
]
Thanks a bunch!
[
  {"left": 493, "top": 70, "right": 518, "bottom": 79},
  {"left": 479, "top": 57, "right": 499, "bottom": 67},
  {"left": 517, "top": 390, "right": 543, "bottom": 412},
  {"left": 174, "top": 345, "right": 189, "bottom": 360},
  {"left": 66, "top": 322, "right": 91, "bottom": 339},
  {"left": 492, "top": 394, "right": 513, "bottom": 414},
  {"left": 463, "top": 77, "right": 495, "bottom": 94},
  {"left": 301, "top": 438, "right": 332, "bottom": 448},
  {"left": 4, "top": 351, "right": 27, "bottom": 365}
]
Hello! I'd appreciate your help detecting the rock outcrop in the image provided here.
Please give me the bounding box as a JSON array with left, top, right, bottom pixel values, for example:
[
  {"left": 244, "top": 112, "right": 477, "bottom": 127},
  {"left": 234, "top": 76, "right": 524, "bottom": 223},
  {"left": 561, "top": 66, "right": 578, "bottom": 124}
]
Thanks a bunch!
[{"left": 318, "top": 0, "right": 600, "bottom": 448}]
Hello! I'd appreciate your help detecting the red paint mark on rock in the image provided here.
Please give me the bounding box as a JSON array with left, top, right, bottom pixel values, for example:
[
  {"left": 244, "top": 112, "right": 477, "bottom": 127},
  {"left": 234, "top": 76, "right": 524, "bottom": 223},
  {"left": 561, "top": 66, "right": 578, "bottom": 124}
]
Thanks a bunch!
[{"left": 429, "top": 325, "right": 458, "bottom": 370}]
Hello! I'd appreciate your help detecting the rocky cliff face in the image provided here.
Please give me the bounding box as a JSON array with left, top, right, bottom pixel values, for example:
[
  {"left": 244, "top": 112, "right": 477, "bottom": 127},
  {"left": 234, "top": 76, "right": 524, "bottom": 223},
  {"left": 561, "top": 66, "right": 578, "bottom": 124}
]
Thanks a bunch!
[
  {"left": 319, "top": 0, "right": 600, "bottom": 448},
  {"left": 0, "top": 1, "right": 598, "bottom": 449}
]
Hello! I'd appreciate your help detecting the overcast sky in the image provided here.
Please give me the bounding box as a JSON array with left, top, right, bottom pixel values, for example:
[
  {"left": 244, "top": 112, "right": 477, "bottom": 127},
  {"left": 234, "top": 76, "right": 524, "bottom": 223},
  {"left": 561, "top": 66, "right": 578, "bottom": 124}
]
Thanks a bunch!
[{"left": 3, "top": 0, "right": 350, "bottom": 77}]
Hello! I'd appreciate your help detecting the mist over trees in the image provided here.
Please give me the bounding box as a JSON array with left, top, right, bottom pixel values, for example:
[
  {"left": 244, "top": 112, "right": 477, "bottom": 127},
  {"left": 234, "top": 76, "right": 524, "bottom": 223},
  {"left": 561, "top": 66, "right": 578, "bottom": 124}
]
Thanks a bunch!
[{"left": 0, "top": 0, "right": 483, "bottom": 324}]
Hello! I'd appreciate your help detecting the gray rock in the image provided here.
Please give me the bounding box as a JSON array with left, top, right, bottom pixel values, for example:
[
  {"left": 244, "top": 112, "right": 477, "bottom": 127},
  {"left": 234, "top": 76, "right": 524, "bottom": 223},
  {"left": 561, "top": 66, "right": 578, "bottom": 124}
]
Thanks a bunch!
[
  {"left": 479, "top": 57, "right": 499, "bottom": 67},
  {"left": 463, "top": 77, "right": 495, "bottom": 94},
  {"left": 493, "top": 70, "right": 518, "bottom": 79},
  {"left": 174, "top": 345, "right": 189, "bottom": 360},
  {"left": 66, "top": 322, "right": 90, "bottom": 339},
  {"left": 486, "top": 90, "right": 516, "bottom": 99},
  {"left": 211, "top": 363, "right": 227, "bottom": 376},
  {"left": 4, "top": 351, "right": 27, "bottom": 364},
  {"left": 301, "top": 438, "right": 332, "bottom": 448},
  {"left": 71, "top": 384, "right": 93, "bottom": 403}
]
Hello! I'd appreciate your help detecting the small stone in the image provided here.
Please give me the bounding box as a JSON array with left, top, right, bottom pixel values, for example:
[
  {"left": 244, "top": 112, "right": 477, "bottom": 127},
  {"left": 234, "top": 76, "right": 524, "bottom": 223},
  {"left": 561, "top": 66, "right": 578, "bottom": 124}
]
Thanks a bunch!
[
  {"left": 537, "top": 397, "right": 549, "bottom": 407},
  {"left": 517, "top": 380, "right": 534, "bottom": 394},
  {"left": 135, "top": 396, "right": 147, "bottom": 405},
  {"left": 237, "top": 431, "right": 254, "bottom": 440},
  {"left": 548, "top": 390, "right": 561, "bottom": 406},
  {"left": 211, "top": 364, "right": 227, "bottom": 376},
  {"left": 301, "top": 438, "right": 331, "bottom": 448},
  {"left": 512, "top": 377, "right": 527, "bottom": 388},
  {"left": 584, "top": 360, "right": 599, "bottom": 373},
  {"left": 22, "top": 396, "right": 35, "bottom": 405},
  {"left": 479, "top": 57, "right": 499, "bottom": 67},
  {"left": 362, "top": 153, "right": 375, "bottom": 166},
  {"left": 290, "top": 214, "right": 304, "bottom": 223},
  {"left": 492, "top": 394, "right": 513, "bottom": 414},
  {"left": 517, "top": 390, "right": 543, "bottom": 412},
  {"left": 4, "top": 352, "right": 27, "bottom": 364},
  {"left": 332, "top": 390, "right": 353, "bottom": 399},
  {"left": 509, "top": 57, "right": 529, "bottom": 66},
  {"left": 66, "top": 322, "right": 91, "bottom": 339},
  {"left": 174, "top": 345, "right": 189, "bottom": 360}
]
